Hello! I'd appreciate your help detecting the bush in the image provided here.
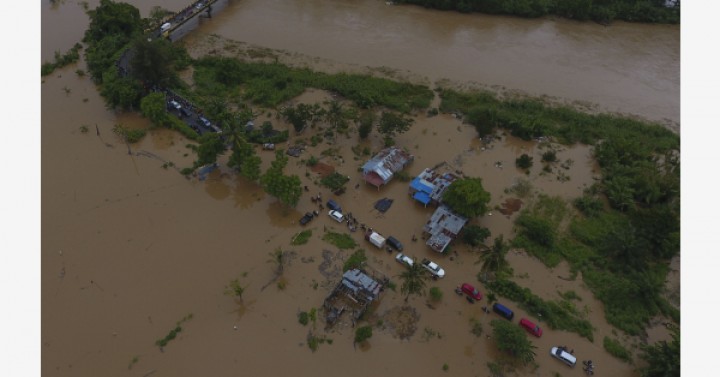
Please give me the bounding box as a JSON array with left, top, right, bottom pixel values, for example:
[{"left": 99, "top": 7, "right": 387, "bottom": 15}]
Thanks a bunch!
[
  {"left": 355, "top": 326, "right": 373, "bottom": 343},
  {"left": 298, "top": 311, "right": 309, "bottom": 326},
  {"left": 112, "top": 124, "right": 147, "bottom": 143},
  {"left": 515, "top": 154, "right": 533, "bottom": 170},
  {"left": 603, "top": 336, "right": 633, "bottom": 363},
  {"left": 542, "top": 150, "right": 557, "bottom": 163},
  {"left": 320, "top": 172, "right": 350, "bottom": 192},
  {"left": 292, "top": 230, "right": 312, "bottom": 246},
  {"left": 342, "top": 249, "right": 367, "bottom": 272},
  {"left": 429, "top": 287, "right": 443, "bottom": 302},
  {"left": 461, "top": 225, "right": 491, "bottom": 247}
]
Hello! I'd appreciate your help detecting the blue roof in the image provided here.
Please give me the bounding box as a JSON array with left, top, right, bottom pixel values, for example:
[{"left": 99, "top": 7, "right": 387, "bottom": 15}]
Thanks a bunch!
[
  {"left": 413, "top": 191, "right": 432, "bottom": 205},
  {"left": 410, "top": 177, "right": 434, "bottom": 194}
]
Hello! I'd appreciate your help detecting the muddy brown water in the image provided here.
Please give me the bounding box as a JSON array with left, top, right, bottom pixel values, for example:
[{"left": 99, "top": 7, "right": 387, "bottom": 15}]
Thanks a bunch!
[{"left": 42, "top": 1, "right": 678, "bottom": 376}]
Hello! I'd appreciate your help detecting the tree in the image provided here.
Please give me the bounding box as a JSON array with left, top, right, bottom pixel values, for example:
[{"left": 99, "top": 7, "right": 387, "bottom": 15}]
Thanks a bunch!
[
  {"left": 441, "top": 177, "right": 491, "bottom": 218},
  {"left": 239, "top": 155, "right": 262, "bottom": 181},
  {"left": 260, "top": 150, "right": 303, "bottom": 207},
  {"left": 282, "top": 103, "right": 318, "bottom": 133},
  {"left": 477, "top": 236, "right": 511, "bottom": 281},
  {"left": 461, "top": 225, "right": 491, "bottom": 247},
  {"left": 399, "top": 260, "right": 428, "bottom": 302},
  {"left": 100, "top": 68, "right": 142, "bottom": 110},
  {"left": 516, "top": 214, "right": 555, "bottom": 247},
  {"left": 490, "top": 319, "right": 537, "bottom": 365},
  {"left": 377, "top": 111, "right": 413, "bottom": 142},
  {"left": 140, "top": 92, "right": 168, "bottom": 126},
  {"left": 268, "top": 247, "right": 286, "bottom": 276},
  {"left": 84, "top": 0, "right": 141, "bottom": 44},
  {"left": 195, "top": 133, "right": 225, "bottom": 166},
  {"left": 130, "top": 37, "right": 180, "bottom": 87},
  {"left": 357, "top": 111, "right": 375, "bottom": 139},
  {"left": 640, "top": 328, "right": 679, "bottom": 377}
]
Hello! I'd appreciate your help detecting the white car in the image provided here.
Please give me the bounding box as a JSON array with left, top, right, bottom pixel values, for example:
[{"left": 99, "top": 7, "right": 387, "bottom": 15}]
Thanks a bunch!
[
  {"left": 328, "top": 210, "right": 344, "bottom": 223},
  {"left": 421, "top": 258, "right": 445, "bottom": 278},
  {"left": 395, "top": 253, "right": 414, "bottom": 268}
]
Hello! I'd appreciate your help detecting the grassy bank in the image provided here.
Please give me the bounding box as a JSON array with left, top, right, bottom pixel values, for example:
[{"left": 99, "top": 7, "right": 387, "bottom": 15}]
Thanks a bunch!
[{"left": 191, "top": 56, "right": 434, "bottom": 112}]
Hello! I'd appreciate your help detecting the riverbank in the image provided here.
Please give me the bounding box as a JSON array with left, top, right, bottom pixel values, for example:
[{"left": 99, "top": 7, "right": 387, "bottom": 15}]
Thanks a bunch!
[{"left": 183, "top": 32, "right": 680, "bottom": 134}]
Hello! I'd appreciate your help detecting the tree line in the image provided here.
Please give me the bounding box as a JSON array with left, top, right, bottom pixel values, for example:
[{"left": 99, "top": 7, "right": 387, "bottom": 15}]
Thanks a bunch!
[{"left": 393, "top": 0, "right": 680, "bottom": 24}]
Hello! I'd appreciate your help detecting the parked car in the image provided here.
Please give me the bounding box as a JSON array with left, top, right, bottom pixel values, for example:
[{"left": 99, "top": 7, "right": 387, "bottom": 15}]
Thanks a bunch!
[
  {"left": 420, "top": 258, "right": 445, "bottom": 278},
  {"left": 386, "top": 236, "right": 403, "bottom": 251},
  {"left": 160, "top": 22, "right": 172, "bottom": 32},
  {"left": 365, "top": 231, "right": 386, "bottom": 248},
  {"left": 180, "top": 107, "right": 192, "bottom": 118},
  {"left": 519, "top": 318, "right": 542, "bottom": 337},
  {"left": 395, "top": 252, "right": 414, "bottom": 268},
  {"left": 492, "top": 303, "right": 514, "bottom": 320},
  {"left": 550, "top": 346, "right": 577, "bottom": 367},
  {"left": 458, "top": 283, "right": 482, "bottom": 301},
  {"left": 168, "top": 100, "right": 182, "bottom": 111},
  {"left": 327, "top": 199, "right": 341, "bottom": 212},
  {"left": 199, "top": 116, "right": 212, "bottom": 128},
  {"left": 299, "top": 212, "right": 314, "bottom": 226},
  {"left": 328, "top": 210, "right": 344, "bottom": 223}
]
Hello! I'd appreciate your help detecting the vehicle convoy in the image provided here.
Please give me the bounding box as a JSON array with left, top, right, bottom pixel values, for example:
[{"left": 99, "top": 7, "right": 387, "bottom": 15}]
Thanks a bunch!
[
  {"left": 421, "top": 258, "right": 445, "bottom": 278},
  {"left": 365, "top": 230, "right": 386, "bottom": 249}
]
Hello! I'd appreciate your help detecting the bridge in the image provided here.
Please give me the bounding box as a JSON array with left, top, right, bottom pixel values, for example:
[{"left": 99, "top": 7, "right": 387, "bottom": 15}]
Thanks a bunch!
[{"left": 144, "top": 0, "right": 223, "bottom": 41}]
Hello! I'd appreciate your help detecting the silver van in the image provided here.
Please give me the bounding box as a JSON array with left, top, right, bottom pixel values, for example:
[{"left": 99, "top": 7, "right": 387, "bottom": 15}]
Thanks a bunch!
[{"left": 550, "top": 346, "right": 576, "bottom": 367}]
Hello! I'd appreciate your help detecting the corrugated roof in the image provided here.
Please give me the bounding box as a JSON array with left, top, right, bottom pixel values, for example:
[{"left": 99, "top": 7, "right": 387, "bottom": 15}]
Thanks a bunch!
[
  {"left": 413, "top": 191, "right": 432, "bottom": 205},
  {"left": 362, "top": 147, "right": 414, "bottom": 186}
]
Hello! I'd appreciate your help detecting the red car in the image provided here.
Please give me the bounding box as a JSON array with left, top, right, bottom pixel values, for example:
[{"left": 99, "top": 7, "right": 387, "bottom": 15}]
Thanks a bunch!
[
  {"left": 459, "top": 283, "right": 483, "bottom": 301},
  {"left": 520, "top": 318, "right": 543, "bottom": 337}
]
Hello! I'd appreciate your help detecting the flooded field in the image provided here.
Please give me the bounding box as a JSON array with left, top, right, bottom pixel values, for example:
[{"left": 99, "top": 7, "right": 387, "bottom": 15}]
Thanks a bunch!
[{"left": 41, "top": 1, "right": 679, "bottom": 376}]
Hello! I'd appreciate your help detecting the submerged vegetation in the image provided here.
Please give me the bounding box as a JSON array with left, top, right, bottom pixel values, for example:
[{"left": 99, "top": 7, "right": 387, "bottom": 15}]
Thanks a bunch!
[{"left": 42, "top": 43, "right": 83, "bottom": 76}]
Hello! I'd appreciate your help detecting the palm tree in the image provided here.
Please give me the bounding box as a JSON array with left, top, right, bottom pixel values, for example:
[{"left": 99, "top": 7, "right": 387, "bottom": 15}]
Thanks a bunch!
[
  {"left": 267, "top": 247, "right": 285, "bottom": 276},
  {"left": 399, "top": 260, "right": 428, "bottom": 302},
  {"left": 477, "top": 235, "right": 510, "bottom": 281}
]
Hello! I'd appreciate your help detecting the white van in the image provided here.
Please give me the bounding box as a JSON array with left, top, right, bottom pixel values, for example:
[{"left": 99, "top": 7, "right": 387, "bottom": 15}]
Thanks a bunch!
[
  {"left": 550, "top": 347, "right": 576, "bottom": 367},
  {"left": 160, "top": 22, "right": 172, "bottom": 32}
]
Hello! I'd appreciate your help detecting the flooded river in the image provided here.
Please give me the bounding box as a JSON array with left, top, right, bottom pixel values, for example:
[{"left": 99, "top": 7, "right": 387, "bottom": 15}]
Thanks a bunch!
[{"left": 41, "top": 1, "right": 678, "bottom": 376}]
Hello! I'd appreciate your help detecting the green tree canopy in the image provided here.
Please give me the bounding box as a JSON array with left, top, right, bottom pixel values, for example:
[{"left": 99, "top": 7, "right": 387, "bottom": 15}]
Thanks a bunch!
[
  {"left": 441, "top": 177, "right": 491, "bottom": 218},
  {"left": 140, "top": 92, "right": 168, "bottom": 126},
  {"left": 377, "top": 111, "right": 413, "bottom": 139},
  {"left": 84, "top": 0, "right": 141, "bottom": 45},
  {"left": 196, "top": 133, "right": 226, "bottom": 166},
  {"left": 100, "top": 68, "right": 142, "bottom": 110},
  {"left": 130, "top": 37, "right": 183, "bottom": 87},
  {"left": 461, "top": 224, "right": 491, "bottom": 247},
  {"left": 490, "top": 319, "right": 537, "bottom": 365},
  {"left": 478, "top": 235, "right": 511, "bottom": 280},
  {"left": 260, "top": 150, "right": 303, "bottom": 207}
]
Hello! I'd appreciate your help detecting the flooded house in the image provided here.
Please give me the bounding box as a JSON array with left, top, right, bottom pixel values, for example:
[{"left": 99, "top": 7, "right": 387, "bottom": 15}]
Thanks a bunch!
[
  {"left": 323, "top": 269, "right": 384, "bottom": 326},
  {"left": 361, "top": 147, "right": 414, "bottom": 189},
  {"left": 408, "top": 166, "right": 460, "bottom": 207},
  {"left": 423, "top": 205, "right": 467, "bottom": 253}
]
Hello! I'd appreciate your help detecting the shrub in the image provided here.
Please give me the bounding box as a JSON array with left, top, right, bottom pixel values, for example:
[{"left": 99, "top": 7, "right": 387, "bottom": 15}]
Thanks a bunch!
[
  {"left": 292, "top": 230, "right": 312, "bottom": 246},
  {"left": 354, "top": 326, "right": 373, "bottom": 343},
  {"left": 603, "top": 336, "right": 633, "bottom": 363},
  {"left": 112, "top": 124, "right": 147, "bottom": 143},
  {"left": 429, "top": 287, "right": 443, "bottom": 302},
  {"left": 516, "top": 154, "right": 533, "bottom": 170},
  {"left": 342, "top": 249, "right": 367, "bottom": 272},
  {"left": 323, "top": 231, "right": 358, "bottom": 251},
  {"left": 298, "top": 311, "right": 309, "bottom": 326},
  {"left": 461, "top": 225, "right": 491, "bottom": 247},
  {"left": 320, "top": 172, "right": 349, "bottom": 192},
  {"left": 542, "top": 150, "right": 557, "bottom": 163}
]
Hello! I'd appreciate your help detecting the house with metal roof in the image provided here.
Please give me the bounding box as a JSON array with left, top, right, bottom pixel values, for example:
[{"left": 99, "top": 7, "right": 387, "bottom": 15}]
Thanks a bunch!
[
  {"left": 408, "top": 167, "right": 460, "bottom": 207},
  {"left": 323, "top": 268, "right": 384, "bottom": 326},
  {"left": 423, "top": 205, "right": 468, "bottom": 253},
  {"left": 361, "top": 147, "right": 414, "bottom": 189}
]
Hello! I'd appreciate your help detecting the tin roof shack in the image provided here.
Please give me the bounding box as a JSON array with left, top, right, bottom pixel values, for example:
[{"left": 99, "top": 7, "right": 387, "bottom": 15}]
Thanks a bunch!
[
  {"left": 361, "top": 147, "right": 414, "bottom": 189},
  {"left": 423, "top": 205, "right": 468, "bottom": 253},
  {"left": 323, "top": 269, "right": 384, "bottom": 326},
  {"left": 408, "top": 166, "right": 460, "bottom": 207}
]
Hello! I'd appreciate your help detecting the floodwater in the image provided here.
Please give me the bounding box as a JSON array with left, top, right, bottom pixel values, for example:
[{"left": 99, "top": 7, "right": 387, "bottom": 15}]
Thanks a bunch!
[{"left": 42, "top": 1, "right": 678, "bottom": 376}]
